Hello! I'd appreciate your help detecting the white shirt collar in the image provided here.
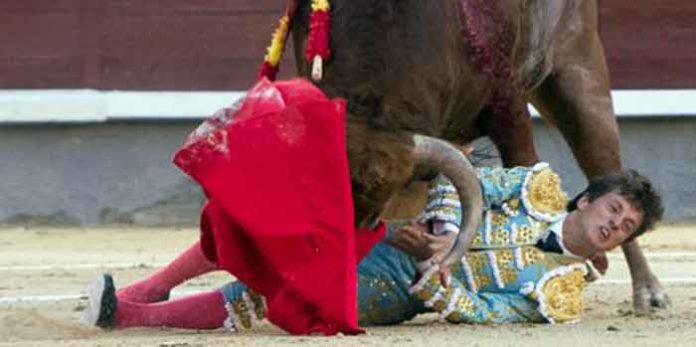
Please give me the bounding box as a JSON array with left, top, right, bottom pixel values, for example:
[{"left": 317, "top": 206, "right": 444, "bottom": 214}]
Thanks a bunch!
[{"left": 546, "top": 213, "right": 583, "bottom": 259}]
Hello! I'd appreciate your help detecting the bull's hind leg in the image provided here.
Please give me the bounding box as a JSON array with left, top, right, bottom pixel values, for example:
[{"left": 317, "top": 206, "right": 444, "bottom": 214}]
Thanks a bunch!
[{"left": 529, "top": 1, "right": 668, "bottom": 314}]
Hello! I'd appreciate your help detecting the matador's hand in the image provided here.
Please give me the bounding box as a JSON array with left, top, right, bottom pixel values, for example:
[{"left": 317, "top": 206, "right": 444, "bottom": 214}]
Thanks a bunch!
[
  {"left": 385, "top": 222, "right": 455, "bottom": 262},
  {"left": 591, "top": 252, "right": 609, "bottom": 275}
]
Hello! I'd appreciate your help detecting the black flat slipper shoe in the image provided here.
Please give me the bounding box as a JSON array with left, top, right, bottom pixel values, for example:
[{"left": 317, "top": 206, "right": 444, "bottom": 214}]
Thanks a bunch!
[{"left": 80, "top": 274, "right": 117, "bottom": 329}]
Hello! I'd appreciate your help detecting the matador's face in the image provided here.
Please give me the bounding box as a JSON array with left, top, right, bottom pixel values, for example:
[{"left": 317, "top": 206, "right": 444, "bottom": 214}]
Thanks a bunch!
[{"left": 573, "top": 192, "right": 643, "bottom": 253}]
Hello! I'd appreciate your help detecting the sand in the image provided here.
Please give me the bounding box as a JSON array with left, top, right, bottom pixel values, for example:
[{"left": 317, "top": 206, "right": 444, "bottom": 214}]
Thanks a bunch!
[{"left": 1, "top": 225, "right": 695, "bottom": 346}]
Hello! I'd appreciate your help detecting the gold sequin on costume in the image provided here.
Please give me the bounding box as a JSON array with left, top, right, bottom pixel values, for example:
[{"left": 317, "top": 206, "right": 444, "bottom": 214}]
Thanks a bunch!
[
  {"left": 498, "top": 249, "right": 514, "bottom": 264},
  {"left": 514, "top": 225, "right": 536, "bottom": 244},
  {"left": 522, "top": 247, "right": 545, "bottom": 266},
  {"left": 500, "top": 267, "right": 518, "bottom": 284},
  {"left": 495, "top": 250, "right": 518, "bottom": 285},
  {"left": 224, "top": 290, "right": 266, "bottom": 331},
  {"left": 507, "top": 198, "right": 520, "bottom": 211},
  {"left": 526, "top": 264, "right": 586, "bottom": 323},
  {"left": 467, "top": 252, "right": 491, "bottom": 289},
  {"left": 491, "top": 228, "right": 510, "bottom": 246},
  {"left": 525, "top": 168, "right": 568, "bottom": 217},
  {"left": 444, "top": 295, "right": 477, "bottom": 322},
  {"left": 471, "top": 233, "right": 484, "bottom": 248},
  {"left": 490, "top": 212, "right": 508, "bottom": 227}
]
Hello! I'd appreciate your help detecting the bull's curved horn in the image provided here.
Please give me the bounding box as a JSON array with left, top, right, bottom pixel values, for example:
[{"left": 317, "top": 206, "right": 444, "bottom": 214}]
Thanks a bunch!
[{"left": 412, "top": 134, "right": 483, "bottom": 267}]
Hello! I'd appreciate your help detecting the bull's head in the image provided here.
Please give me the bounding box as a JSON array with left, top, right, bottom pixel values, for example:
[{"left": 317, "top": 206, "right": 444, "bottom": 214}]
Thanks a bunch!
[{"left": 347, "top": 119, "right": 482, "bottom": 267}]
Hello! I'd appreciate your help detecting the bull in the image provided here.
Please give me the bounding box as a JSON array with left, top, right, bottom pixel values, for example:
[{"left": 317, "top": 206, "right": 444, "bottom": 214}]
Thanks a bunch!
[{"left": 278, "top": 0, "right": 666, "bottom": 315}]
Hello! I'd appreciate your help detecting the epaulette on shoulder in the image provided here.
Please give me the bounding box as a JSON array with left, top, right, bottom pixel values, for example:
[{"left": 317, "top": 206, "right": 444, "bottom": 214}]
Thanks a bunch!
[
  {"left": 521, "top": 163, "right": 569, "bottom": 222},
  {"left": 520, "top": 263, "right": 586, "bottom": 324}
]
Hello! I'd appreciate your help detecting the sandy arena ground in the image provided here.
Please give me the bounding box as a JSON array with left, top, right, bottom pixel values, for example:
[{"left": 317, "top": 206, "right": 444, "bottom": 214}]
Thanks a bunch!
[{"left": 1, "top": 225, "right": 695, "bottom": 346}]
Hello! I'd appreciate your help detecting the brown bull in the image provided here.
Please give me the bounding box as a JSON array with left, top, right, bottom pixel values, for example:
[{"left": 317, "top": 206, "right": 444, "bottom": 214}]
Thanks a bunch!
[{"left": 283, "top": 0, "right": 666, "bottom": 314}]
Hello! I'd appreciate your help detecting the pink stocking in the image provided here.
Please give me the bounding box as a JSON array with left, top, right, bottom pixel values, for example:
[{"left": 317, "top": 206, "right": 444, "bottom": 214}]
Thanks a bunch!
[
  {"left": 117, "top": 241, "right": 218, "bottom": 303},
  {"left": 115, "top": 290, "right": 228, "bottom": 329}
]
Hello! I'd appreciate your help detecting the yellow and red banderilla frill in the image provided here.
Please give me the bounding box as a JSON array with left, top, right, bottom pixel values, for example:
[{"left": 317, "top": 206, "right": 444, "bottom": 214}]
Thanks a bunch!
[{"left": 258, "top": 0, "right": 331, "bottom": 82}]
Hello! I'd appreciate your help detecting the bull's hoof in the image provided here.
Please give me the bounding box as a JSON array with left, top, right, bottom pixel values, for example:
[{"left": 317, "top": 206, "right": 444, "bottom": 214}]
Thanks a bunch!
[
  {"left": 650, "top": 291, "right": 671, "bottom": 308},
  {"left": 632, "top": 275, "right": 670, "bottom": 316}
]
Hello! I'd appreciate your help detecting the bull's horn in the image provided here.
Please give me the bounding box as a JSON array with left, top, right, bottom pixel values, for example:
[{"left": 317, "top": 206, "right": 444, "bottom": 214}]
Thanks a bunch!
[{"left": 412, "top": 134, "right": 483, "bottom": 267}]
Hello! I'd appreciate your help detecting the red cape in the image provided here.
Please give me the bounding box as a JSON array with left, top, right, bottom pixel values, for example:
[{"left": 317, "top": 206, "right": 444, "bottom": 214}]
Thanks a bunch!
[{"left": 173, "top": 78, "right": 385, "bottom": 335}]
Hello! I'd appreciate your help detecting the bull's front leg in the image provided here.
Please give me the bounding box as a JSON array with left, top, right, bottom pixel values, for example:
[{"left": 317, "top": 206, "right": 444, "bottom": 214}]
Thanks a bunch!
[{"left": 529, "top": 1, "right": 668, "bottom": 314}]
